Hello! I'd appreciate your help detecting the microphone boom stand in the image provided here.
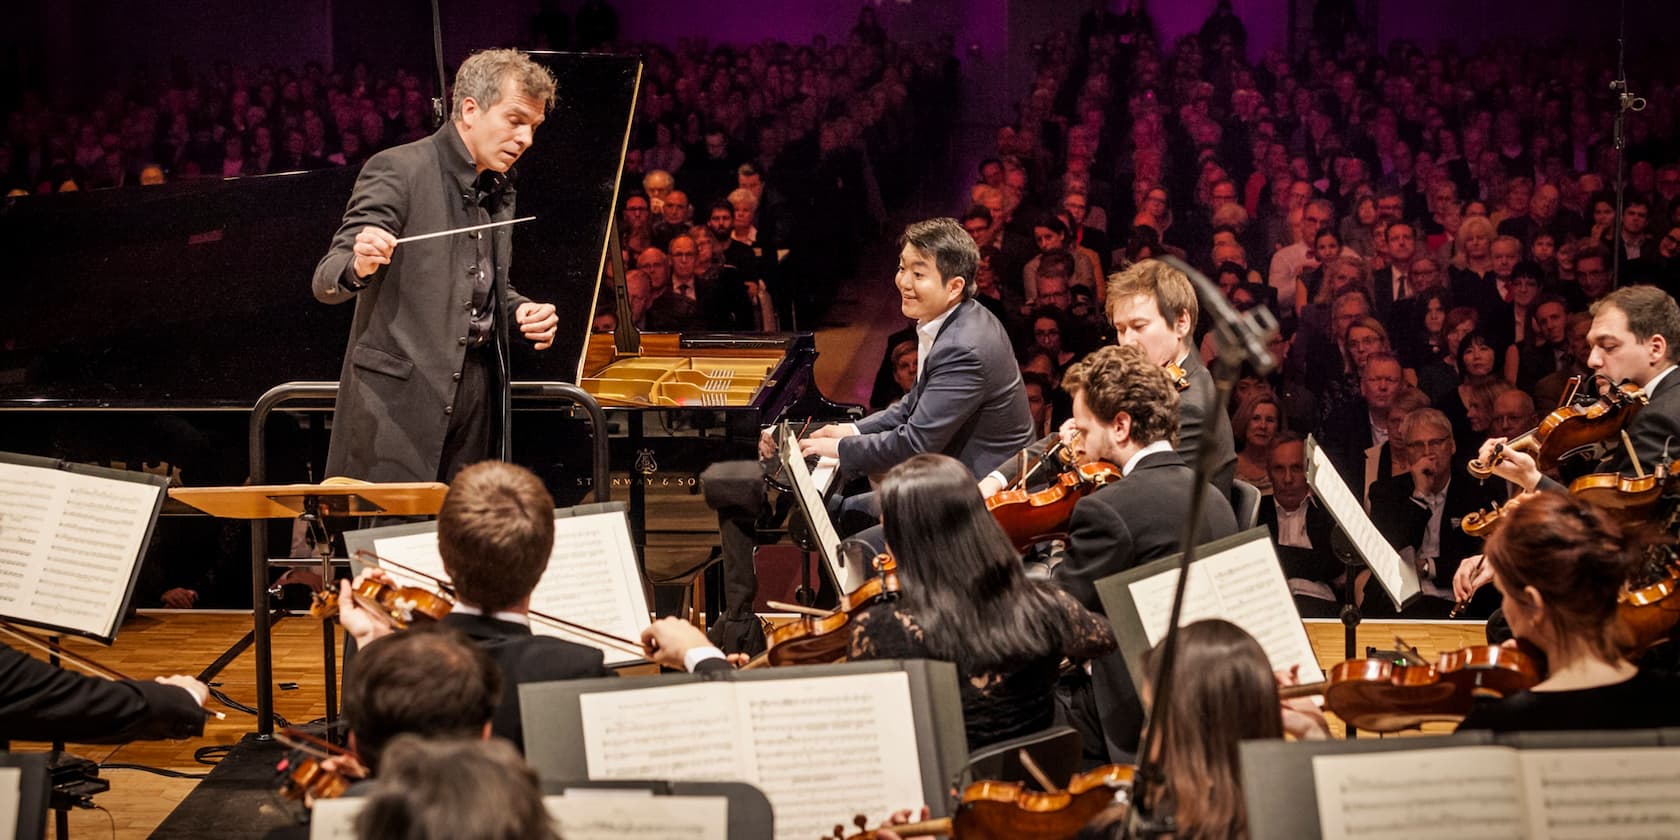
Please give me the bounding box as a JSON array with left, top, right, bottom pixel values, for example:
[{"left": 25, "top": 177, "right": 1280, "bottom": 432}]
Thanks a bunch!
[{"left": 1124, "top": 257, "right": 1278, "bottom": 837}]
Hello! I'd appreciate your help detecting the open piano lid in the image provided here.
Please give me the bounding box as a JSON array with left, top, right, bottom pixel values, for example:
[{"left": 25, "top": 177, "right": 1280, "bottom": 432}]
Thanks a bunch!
[{"left": 0, "top": 51, "right": 640, "bottom": 407}]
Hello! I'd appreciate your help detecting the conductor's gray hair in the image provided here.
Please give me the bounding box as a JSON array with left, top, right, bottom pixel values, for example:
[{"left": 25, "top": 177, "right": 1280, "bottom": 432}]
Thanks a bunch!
[{"left": 451, "top": 49, "right": 557, "bottom": 121}]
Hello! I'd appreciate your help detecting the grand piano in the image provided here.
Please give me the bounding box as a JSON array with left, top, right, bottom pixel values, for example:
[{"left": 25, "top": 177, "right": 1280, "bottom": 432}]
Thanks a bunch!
[{"left": 0, "top": 52, "right": 853, "bottom": 607}]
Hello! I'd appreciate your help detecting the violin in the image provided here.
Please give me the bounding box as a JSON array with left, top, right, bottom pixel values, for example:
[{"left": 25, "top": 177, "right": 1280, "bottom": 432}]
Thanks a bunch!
[
  {"left": 346, "top": 551, "right": 648, "bottom": 659},
  {"left": 1279, "top": 639, "right": 1542, "bottom": 732},
  {"left": 309, "top": 576, "right": 453, "bottom": 629},
  {"left": 274, "top": 728, "right": 365, "bottom": 804},
  {"left": 741, "top": 555, "right": 899, "bottom": 669},
  {"left": 1468, "top": 376, "right": 1647, "bottom": 479},
  {"left": 986, "top": 458, "right": 1124, "bottom": 552},
  {"left": 827, "top": 763, "right": 1134, "bottom": 839},
  {"left": 1616, "top": 499, "right": 1680, "bottom": 656}
]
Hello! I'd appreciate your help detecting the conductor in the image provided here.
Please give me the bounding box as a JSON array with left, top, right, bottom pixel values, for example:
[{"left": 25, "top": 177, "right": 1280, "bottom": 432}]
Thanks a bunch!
[{"left": 313, "top": 49, "right": 562, "bottom": 482}]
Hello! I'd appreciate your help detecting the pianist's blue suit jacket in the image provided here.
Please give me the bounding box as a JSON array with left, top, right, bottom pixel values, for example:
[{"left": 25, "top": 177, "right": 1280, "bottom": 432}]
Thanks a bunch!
[{"left": 839, "top": 298, "right": 1035, "bottom": 479}]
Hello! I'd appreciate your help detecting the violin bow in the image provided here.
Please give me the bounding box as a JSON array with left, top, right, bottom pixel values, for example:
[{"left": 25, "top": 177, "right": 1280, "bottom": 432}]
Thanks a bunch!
[
  {"left": 0, "top": 621, "right": 226, "bottom": 719},
  {"left": 353, "top": 550, "right": 646, "bottom": 659}
]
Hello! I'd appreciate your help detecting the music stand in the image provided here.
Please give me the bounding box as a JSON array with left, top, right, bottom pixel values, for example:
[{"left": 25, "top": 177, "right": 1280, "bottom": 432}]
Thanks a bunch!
[{"left": 169, "top": 480, "right": 448, "bottom": 735}]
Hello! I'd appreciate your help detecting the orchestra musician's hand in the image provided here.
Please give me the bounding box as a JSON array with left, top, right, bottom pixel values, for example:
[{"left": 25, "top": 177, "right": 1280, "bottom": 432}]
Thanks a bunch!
[
  {"left": 516, "top": 301, "right": 559, "bottom": 350},
  {"left": 1476, "top": 437, "right": 1542, "bottom": 491},
  {"left": 338, "top": 573, "right": 398, "bottom": 648},
  {"left": 1453, "top": 553, "right": 1496, "bottom": 603},
  {"left": 758, "top": 427, "right": 779, "bottom": 460},
  {"left": 978, "top": 475, "right": 1004, "bottom": 498},
  {"left": 870, "top": 806, "right": 932, "bottom": 840},
  {"left": 161, "top": 587, "right": 198, "bottom": 609},
  {"left": 155, "top": 674, "right": 210, "bottom": 708},
  {"left": 639, "top": 616, "right": 715, "bottom": 671},
  {"left": 350, "top": 226, "right": 397, "bottom": 279},
  {"left": 1275, "top": 665, "right": 1330, "bottom": 740}
]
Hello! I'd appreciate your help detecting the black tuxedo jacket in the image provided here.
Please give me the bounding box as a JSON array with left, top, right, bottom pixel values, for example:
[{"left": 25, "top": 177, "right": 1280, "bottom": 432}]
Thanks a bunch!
[
  {"left": 1366, "top": 469, "right": 1502, "bottom": 589},
  {"left": 1256, "top": 495, "right": 1341, "bottom": 585},
  {"left": 1055, "top": 449, "right": 1238, "bottom": 761},
  {"left": 439, "top": 612, "right": 614, "bottom": 751},
  {"left": 1, "top": 643, "right": 205, "bottom": 746}
]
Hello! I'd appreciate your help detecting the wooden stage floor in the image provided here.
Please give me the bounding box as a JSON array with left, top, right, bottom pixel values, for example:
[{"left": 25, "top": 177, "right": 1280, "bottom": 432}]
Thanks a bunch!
[{"left": 10, "top": 611, "right": 1489, "bottom": 838}]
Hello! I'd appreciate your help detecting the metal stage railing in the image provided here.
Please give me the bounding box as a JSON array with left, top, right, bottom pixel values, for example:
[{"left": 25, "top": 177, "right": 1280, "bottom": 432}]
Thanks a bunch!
[{"left": 245, "top": 380, "right": 609, "bottom": 738}]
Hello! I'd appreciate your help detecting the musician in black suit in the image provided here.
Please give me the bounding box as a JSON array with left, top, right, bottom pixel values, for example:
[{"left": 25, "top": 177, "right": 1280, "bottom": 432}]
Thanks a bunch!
[
  {"left": 1462, "top": 285, "right": 1680, "bottom": 602},
  {"left": 341, "top": 461, "right": 712, "bottom": 752},
  {"left": 797, "top": 218, "right": 1035, "bottom": 482},
  {"left": 0, "top": 645, "right": 209, "bottom": 747},
  {"left": 312, "top": 50, "right": 562, "bottom": 483},
  {"left": 979, "top": 258, "right": 1237, "bottom": 500},
  {"left": 1053, "top": 345, "right": 1239, "bottom": 762},
  {"left": 1365, "top": 408, "right": 1503, "bottom": 617},
  {"left": 1256, "top": 433, "right": 1342, "bottom": 616}
]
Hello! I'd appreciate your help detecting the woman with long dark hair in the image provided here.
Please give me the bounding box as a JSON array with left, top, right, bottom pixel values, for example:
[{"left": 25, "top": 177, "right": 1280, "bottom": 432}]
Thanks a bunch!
[
  {"left": 1081, "top": 620, "right": 1328, "bottom": 840},
  {"left": 1458, "top": 492, "right": 1680, "bottom": 731},
  {"left": 850, "top": 453, "right": 1117, "bottom": 749}
]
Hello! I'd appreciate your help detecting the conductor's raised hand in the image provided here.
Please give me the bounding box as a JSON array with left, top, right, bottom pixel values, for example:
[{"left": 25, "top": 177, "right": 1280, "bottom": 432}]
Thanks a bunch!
[
  {"left": 517, "top": 301, "right": 559, "bottom": 350},
  {"left": 351, "top": 226, "right": 397, "bottom": 279}
]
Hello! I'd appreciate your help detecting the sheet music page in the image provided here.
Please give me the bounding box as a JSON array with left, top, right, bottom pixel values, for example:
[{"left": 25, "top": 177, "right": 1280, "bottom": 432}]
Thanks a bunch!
[
  {"left": 0, "top": 766, "right": 20, "bottom": 839},
  {"left": 307, "top": 797, "right": 362, "bottom": 840},
  {"left": 780, "top": 425, "right": 857, "bottom": 594},
  {"left": 734, "top": 672, "right": 926, "bottom": 840},
  {"left": 526, "top": 513, "right": 649, "bottom": 661},
  {"left": 0, "top": 462, "right": 162, "bottom": 638},
  {"left": 369, "top": 511, "right": 650, "bottom": 662},
  {"left": 549, "top": 794, "right": 727, "bottom": 840},
  {"left": 1124, "top": 537, "right": 1324, "bottom": 681},
  {"left": 579, "top": 682, "right": 749, "bottom": 782},
  {"left": 1304, "top": 435, "right": 1421, "bottom": 609},
  {"left": 1313, "top": 747, "right": 1528, "bottom": 839},
  {"left": 1518, "top": 748, "right": 1680, "bottom": 839}
]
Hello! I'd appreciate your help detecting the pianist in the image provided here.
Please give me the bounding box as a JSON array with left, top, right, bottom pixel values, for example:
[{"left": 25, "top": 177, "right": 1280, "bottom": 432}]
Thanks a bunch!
[
  {"left": 310, "top": 49, "right": 562, "bottom": 483},
  {"left": 703, "top": 217, "right": 1033, "bottom": 655}
]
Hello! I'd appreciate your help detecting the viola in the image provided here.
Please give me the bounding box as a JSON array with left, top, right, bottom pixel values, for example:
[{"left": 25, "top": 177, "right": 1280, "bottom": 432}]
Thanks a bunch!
[
  {"left": 986, "top": 459, "right": 1124, "bottom": 551},
  {"left": 828, "top": 764, "right": 1134, "bottom": 839},
  {"left": 1468, "top": 376, "right": 1647, "bottom": 479},
  {"left": 1280, "top": 640, "right": 1542, "bottom": 732},
  {"left": 309, "top": 576, "right": 453, "bottom": 629},
  {"left": 741, "top": 555, "right": 900, "bottom": 669}
]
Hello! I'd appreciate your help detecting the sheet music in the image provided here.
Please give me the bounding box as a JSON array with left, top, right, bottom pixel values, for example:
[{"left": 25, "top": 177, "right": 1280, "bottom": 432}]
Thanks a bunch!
[
  {"left": 551, "top": 794, "right": 727, "bottom": 840},
  {"left": 0, "top": 462, "right": 162, "bottom": 639},
  {"left": 308, "top": 797, "right": 362, "bottom": 840},
  {"left": 780, "top": 425, "right": 859, "bottom": 594},
  {"left": 578, "top": 672, "right": 926, "bottom": 840},
  {"left": 0, "top": 767, "right": 19, "bottom": 839},
  {"left": 365, "top": 510, "right": 650, "bottom": 663},
  {"left": 580, "top": 682, "right": 747, "bottom": 781},
  {"left": 1313, "top": 747, "right": 1528, "bottom": 839},
  {"left": 1518, "top": 748, "right": 1680, "bottom": 839},
  {"left": 1124, "top": 535, "right": 1325, "bottom": 682},
  {"left": 1304, "top": 435, "right": 1421, "bottom": 610}
]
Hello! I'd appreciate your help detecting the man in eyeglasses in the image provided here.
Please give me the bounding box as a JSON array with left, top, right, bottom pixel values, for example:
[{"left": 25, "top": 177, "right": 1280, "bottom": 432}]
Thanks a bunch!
[{"left": 1365, "top": 407, "right": 1502, "bottom": 616}]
